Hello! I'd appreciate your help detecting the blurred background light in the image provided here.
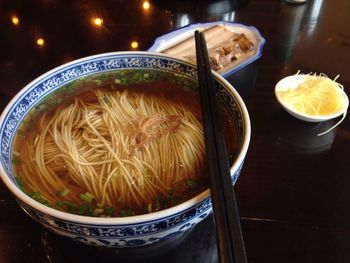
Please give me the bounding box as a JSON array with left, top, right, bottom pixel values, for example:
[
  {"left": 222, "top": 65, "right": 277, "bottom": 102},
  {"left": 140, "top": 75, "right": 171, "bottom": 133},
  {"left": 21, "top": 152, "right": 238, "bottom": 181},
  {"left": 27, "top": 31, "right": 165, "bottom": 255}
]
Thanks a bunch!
[
  {"left": 11, "top": 15, "right": 20, "bottom": 26},
  {"left": 143, "top": 1, "right": 150, "bottom": 10},
  {"left": 130, "top": 41, "right": 139, "bottom": 49},
  {"left": 36, "top": 38, "right": 45, "bottom": 47},
  {"left": 92, "top": 17, "right": 104, "bottom": 28}
]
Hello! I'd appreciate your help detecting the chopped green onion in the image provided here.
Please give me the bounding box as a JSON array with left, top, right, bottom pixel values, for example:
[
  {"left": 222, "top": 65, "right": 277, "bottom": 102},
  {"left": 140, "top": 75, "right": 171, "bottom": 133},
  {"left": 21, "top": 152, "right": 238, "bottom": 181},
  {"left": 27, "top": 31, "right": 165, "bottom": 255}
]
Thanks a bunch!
[
  {"left": 11, "top": 157, "right": 21, "bottom": 165},
  {"left": 120, "top": 210, "right": 128, "bottom": 217},
  {"left": 186, "top": 179, "right": 197, "bottom": 188},
  {"left": 15, "top": 177, "right": 26, "bottom": 192},
  {"left": 93, "top": 79, "right": 103, "bottom": 85},
  {"left": 120, "top": 209, "right": 135, "bottom": 217},
  {"left": 77, "top": 203, "right": 94, "bottom": 216},
  {"left": 79, "top": 192, "right": 94, "bottom": 203},
  {"left": 56, "top": 189, "right": 70, "bottom": 196},
  {"left": 65, "top": 86, "right": 75, "bottom": 95},
  {"left": 55, "top": 200, "right": 64, "bottom": 208},
  {"left": 62, "top": 200, "right": 78, "bottom": 213},
  {"left": 28, "top": 191, "right": 41, "bottom": 199},
  {"left": 104, "top": 206, "right": 115, "bottom": 217},
  {"left": 37, "top": 104, "right": 48, "bottom": 111}
]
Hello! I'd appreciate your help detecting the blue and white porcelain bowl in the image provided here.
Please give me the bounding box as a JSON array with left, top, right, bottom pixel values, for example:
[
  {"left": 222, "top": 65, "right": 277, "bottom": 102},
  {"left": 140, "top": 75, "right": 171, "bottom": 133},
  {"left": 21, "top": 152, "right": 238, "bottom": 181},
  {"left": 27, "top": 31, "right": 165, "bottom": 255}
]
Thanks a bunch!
[{"left": 0, "top": 52, "right": 250, "bottom": 248}]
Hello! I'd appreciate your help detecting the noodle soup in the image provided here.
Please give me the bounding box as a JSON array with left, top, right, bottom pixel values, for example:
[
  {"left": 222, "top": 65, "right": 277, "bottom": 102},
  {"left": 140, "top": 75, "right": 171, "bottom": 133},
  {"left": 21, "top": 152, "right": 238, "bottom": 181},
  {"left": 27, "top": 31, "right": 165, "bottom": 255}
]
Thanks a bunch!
[{"left": 12, "top": 69, "right": 238, "bottom": 217}]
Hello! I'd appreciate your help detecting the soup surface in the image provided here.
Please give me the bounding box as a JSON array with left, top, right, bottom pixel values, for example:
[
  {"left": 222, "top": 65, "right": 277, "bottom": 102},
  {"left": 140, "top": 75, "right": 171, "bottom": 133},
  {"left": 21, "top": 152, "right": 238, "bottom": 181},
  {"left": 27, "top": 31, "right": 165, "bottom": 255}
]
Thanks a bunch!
[{"left": 12, "top": 69, "right": 237, "bottom": 217}]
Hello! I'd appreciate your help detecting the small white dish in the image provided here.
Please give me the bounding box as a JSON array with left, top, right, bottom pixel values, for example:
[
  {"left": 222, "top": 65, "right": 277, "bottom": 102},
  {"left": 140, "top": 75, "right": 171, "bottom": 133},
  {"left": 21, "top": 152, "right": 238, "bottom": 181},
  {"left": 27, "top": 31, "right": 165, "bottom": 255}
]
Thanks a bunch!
[{"left": 275, "top": 74, "right": 349, "bottom": 123}]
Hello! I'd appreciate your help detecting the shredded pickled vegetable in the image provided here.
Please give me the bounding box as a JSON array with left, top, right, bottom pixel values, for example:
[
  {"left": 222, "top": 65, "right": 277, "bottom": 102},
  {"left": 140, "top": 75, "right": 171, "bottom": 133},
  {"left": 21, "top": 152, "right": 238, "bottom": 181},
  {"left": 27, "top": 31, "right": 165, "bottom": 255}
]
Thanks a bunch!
[
  {"left": 277, "top": 72, "right": 348, "bottom": 136},
  {"left": 277, "top": 74, "right": 346, "bottom": 116}
]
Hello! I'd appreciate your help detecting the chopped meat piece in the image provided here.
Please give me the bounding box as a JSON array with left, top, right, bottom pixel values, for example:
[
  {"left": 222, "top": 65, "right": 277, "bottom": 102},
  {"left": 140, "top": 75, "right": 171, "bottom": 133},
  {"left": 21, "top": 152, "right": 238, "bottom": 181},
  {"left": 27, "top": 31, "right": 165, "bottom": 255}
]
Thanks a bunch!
[
  {"left": 209, "top": 56, "right": 222, "bottom": 70},
  {"left": 207, "top": 34, "right": 253, "bottom": 70},
  {"left": 234, "top": 33, "right": 254, "bottom": 52}
]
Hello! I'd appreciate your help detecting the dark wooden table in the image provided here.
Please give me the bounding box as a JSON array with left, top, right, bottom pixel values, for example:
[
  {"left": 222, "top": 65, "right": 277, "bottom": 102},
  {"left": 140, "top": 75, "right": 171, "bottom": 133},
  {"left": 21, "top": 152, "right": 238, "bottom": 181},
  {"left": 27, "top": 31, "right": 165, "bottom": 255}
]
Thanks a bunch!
[{"left": 0, "top": 0, "right": 350, "bottom": 262}]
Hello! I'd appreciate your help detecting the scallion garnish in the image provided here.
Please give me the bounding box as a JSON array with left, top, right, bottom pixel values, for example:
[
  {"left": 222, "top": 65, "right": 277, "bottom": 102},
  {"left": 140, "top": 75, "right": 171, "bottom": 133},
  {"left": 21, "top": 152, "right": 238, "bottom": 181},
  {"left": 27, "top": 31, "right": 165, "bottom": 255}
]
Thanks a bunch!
[
  {"left": 56, "top": 189, "right": 70, "bottom": 196},
  {"left": 79, "top": 192, "right": 95, "bottom": 203},
  {"left": 120, "top": 209, "right": 134, "bottom": 217},
  {"left": 186, "top": 179, "right": 197, "bottom": 188},
  {"left": 104, "top": 206, "right": 115, "bottom": 217},
  {"left": 28, "top": 191, "right": 41, "bottom": 199}
]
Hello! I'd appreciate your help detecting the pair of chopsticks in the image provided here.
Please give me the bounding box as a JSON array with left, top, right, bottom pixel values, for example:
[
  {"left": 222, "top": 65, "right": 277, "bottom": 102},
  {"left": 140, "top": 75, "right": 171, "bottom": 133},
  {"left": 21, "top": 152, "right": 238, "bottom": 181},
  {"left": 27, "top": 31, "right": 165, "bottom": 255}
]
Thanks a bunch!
[{"left": 194, "top": 30, "right": 247, "bottom": 263}]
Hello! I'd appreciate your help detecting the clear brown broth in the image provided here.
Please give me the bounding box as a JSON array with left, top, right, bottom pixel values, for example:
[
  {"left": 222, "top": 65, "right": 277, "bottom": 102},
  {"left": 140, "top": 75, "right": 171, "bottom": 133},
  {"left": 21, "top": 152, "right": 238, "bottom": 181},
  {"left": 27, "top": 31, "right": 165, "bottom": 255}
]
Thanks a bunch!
[{"left": 13, "top": 78, "right": 238, "bottom": 217}]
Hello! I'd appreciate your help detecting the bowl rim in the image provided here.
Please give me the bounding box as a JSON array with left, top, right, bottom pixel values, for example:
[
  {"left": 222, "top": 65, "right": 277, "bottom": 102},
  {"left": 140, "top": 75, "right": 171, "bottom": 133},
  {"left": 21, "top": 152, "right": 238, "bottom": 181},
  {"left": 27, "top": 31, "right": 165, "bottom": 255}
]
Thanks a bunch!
[
  {"left": 0, "top": 51, "right": 251, "bottom": 225},
  {"left": 275, "top": 74, "right": 349, "bottom": 122}
]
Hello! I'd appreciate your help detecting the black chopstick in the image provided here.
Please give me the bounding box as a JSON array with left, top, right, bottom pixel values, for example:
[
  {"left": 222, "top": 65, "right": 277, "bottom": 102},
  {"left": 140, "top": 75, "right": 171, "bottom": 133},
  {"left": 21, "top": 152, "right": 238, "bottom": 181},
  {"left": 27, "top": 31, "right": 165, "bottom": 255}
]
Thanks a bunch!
[{"left": 194, "top": 30, "right": 247, "bottom": 263}]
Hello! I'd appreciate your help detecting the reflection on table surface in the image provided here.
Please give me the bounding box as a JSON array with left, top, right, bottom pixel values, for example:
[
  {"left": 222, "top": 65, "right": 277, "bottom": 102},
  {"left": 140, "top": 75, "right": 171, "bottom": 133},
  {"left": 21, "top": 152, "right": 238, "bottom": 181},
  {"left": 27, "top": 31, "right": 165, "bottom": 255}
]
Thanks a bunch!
[{"left": 1, "top": 0, "right": 350, "bottom": 262}]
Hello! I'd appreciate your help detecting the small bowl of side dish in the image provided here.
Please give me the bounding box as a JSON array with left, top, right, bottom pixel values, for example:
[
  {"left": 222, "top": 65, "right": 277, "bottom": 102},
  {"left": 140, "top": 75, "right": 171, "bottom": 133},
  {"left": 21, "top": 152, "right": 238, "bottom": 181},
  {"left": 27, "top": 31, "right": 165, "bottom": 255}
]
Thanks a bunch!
[
  {"left": 0, "top": 52, "right": 251, "bottom": 248},
  {"left": 275, "top": 73, "right": 349, "bottom": 123},
  {"left": 148, "top": 21, "right": 265, "bottom": 78}
]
